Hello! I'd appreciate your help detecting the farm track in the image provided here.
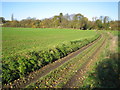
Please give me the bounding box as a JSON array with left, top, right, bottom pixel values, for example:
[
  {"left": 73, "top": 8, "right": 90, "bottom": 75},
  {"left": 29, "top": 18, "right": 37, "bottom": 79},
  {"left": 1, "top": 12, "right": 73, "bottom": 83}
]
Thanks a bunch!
[
  {"left": 4, "top": 34, "right": 102, "bottom": 88},
  {"left": 63, "top": 35, "right": 107, "bottom": 88}
]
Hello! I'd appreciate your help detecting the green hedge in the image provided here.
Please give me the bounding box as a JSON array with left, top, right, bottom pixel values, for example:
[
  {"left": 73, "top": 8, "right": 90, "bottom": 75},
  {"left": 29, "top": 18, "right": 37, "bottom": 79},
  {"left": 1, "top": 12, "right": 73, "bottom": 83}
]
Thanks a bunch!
[{"left": 2, "top": 34, "right": 100, "bottom": 84}]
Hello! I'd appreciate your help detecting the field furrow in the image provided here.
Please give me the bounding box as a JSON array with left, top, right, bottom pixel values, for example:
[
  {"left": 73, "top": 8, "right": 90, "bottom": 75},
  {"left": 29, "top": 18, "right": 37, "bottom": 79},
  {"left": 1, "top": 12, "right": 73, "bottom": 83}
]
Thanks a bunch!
[
  {"left": 24, "top": 33, "right": 105, "bottom": 88},
  {"left": 3, "top": 31, "right": 101, "bottom": 88},
  {"left": 2, "top": 28, "right": 118, "bottom": 89},
  {"left": 63, "top": 34, "right": 107, "bottom": 88},
  {"left": 2, "top": 28, "right": 101, "bottom": 86}
]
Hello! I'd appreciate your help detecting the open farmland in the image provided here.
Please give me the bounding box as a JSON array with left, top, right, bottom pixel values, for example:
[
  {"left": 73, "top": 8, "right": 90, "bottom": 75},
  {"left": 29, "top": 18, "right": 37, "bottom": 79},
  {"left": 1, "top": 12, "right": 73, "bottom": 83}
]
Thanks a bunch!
[
  {"left": 2, "top": 27, "right": 119, "bottom": 88},
  {"left": 2, "top": 27, "right": 97, "bottom": 57},
  {"left": 1, "top": 1, "right": 118, "bottom": 89}
]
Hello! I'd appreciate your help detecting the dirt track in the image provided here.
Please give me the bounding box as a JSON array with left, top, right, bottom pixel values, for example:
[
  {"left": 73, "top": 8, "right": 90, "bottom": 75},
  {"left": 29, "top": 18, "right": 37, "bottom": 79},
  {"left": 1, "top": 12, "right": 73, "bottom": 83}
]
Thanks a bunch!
[
  {"left": 63, "top": 32, "right": 118, "bottom": 88},
  {"left": 63, "top": 37, "right": 106, "bottom": 88},
  {"left": 4, "top": 34, "right": 102, "bottom": 88}
]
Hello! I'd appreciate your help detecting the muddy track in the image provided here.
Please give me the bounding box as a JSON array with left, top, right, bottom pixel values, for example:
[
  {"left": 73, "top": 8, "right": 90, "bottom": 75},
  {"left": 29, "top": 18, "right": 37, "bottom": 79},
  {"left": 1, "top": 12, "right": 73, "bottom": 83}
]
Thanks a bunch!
[
  {"left": 4, "top": 35, "right": 102, "bottom": 88},
  {"left": 63, "top": 36, "right": 107, "bottom": 88}
]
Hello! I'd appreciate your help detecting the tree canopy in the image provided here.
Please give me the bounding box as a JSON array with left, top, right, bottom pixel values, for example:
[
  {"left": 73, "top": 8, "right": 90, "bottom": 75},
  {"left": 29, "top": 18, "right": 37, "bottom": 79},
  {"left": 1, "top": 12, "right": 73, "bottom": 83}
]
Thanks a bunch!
[{"left": 1, "top": 13, "right": 119, "bottom": 30}]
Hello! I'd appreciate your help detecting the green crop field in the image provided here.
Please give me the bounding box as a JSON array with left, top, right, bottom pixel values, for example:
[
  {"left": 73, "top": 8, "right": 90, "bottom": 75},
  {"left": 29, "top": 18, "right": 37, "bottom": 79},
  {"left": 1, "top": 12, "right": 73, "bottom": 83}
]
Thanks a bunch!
[
  {"left": 2, "top": 27, "right": 100, "bottom": 85},
  {"left": 2, "top": 27, "right": 97, "bottom": 57},
  {"left": 1, "top": 2, "right": 118, "bottom": 88},
  {"left": 2, "top": 27, "right": 118, "bottom": 88}
]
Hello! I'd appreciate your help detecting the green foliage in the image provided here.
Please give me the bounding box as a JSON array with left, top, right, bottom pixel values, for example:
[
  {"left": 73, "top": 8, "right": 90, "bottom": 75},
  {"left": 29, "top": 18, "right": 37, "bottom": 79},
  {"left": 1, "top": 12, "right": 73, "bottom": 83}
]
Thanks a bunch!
[
  {"left": 96, "top": 55, "right": 118, "bottom": 87},
  {"left": 82, "top": 53, "right": 119, "bottom": 88},
  {"left": 0, "top": 17, "right": 6, "bottom": 24},
  {"left": 2, "top": 13, "right": 117, "bottom": 30},
  {"left": 26, "top": 33, "right": 103, "bottom": 88},
  {"left": 2, "top": 27, "right": 97, "bottom": 57},
  {"left": 82, "top": 36, "right": 119, "bottom": 88},
  {"left": 2, "top": 28, "right": 100, "bottom": 85}
]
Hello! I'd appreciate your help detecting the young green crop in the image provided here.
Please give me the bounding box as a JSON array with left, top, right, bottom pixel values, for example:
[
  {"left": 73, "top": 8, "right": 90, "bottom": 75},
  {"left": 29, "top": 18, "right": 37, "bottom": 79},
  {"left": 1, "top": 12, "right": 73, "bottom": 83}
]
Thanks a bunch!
[
  {"left": 2, "top": 27, "right": 100, "bottom": 85},
  {"left": 26, "top": 31, "right": 104, "bottom": 88},
  {"left": 2, "top": 27, "right": 97, "bottom": 57}
]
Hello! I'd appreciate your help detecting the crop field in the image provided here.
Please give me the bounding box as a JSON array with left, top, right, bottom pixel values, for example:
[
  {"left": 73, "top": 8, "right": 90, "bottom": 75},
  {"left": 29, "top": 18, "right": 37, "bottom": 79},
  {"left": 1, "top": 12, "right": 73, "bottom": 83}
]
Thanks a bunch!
[
  {"left": 2, "top": 27, "right": 97, "bottom": 57},
  {"left": 1, "top": 1, "right": 119, "bottom": 88},
  {"left": 2, "top": 27, "right": 118, "bottom": 88}
]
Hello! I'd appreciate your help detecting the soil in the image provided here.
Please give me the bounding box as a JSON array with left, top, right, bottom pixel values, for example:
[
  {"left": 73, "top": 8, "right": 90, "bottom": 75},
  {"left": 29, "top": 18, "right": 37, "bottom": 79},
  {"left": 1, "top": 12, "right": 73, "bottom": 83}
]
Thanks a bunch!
[
  {"left": 63, "top": 36, "right": 106, "bottom": 88},
  {"left": 109, "top": 35, "right": 118, "bottom": 52},
  {"left": 4, "top": 35, "right": 102, "bottom": 88},
  {"left": 63, "top": 32, "right": 118, "bottom": 88}
]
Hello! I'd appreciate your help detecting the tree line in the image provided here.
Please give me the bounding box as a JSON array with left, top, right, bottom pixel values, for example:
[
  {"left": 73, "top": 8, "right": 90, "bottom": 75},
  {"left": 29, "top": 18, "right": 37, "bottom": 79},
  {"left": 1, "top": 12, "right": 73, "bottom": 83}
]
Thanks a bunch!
[{"left": 0, "top": 13, "right": 119, "bottom": 30}]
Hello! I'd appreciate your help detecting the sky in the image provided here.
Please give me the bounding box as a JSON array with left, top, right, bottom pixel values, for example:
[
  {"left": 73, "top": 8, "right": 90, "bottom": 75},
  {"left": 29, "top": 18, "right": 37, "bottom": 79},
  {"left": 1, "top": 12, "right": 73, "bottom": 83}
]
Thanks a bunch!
[{"left": 2, "top": 2, "right": 118, "bottom": 21}]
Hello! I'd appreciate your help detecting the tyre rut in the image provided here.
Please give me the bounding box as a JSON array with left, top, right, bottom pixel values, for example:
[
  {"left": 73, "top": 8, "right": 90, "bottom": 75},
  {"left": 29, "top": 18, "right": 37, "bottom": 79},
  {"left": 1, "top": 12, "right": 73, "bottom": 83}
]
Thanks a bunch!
[
  {"left": 63, "top": 35, "right": 106, "bottom": 88},
  {"left": 4, "top": 35, "right": 102, "bottom": 88}
]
